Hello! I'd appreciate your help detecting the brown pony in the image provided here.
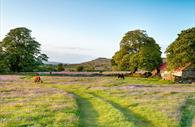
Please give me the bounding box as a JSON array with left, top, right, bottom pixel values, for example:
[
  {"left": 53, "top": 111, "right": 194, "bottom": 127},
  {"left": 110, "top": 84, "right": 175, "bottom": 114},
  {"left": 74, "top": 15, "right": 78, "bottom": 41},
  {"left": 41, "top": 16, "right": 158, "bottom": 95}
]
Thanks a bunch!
[{"left": 34, "top": 76, "right": 43, "bottom": 83}]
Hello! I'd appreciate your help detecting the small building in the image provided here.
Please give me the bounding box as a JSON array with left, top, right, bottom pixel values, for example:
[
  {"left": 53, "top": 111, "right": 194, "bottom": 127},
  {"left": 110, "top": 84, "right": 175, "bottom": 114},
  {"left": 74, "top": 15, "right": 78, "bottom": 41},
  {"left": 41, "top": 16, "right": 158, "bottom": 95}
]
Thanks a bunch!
[
  {"left": 160, "top": 63, "right": 173, "bottom": 80},
  {"left": 160, "top": 63, "right": 195, "bottom": 83},
  {"left": 172, "top": 63, "right": 195, "bottom": 82}
]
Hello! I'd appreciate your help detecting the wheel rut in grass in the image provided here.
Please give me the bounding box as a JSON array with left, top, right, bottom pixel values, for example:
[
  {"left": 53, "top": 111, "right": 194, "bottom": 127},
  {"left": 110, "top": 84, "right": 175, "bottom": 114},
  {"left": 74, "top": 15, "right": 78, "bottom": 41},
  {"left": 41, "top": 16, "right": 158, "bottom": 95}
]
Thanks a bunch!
[
  {"left": 73, "top": 93, "right": 99, "bottom": 127},
  {"left": 74, "top": 92, "right": 136, "bottom": 127},
  {"left": 90, "top": 93, "right": 153, "bottom": 127},
  {"left": 180, "top": 93, "right": 195, "bottom": 127}
]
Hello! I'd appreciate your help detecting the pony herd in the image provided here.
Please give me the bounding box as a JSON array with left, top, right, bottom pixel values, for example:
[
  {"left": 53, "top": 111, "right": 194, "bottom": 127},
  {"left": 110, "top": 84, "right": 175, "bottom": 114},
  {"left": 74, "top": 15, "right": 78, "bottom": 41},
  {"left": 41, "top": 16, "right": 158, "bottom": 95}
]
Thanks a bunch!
[{"left": 33, "top": 73, "right": 129, "bottom": 83}]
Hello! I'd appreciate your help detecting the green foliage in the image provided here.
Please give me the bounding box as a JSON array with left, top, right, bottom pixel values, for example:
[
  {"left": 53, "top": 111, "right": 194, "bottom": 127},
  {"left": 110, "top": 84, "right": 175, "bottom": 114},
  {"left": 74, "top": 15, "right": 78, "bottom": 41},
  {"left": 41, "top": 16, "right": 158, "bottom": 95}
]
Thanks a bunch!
[
  {"left": 34, "top": 64, "right": 56, "bottom": 72},
  {"left": 112, "top": 30, "right": 162, "bottom": 72},
  {"left": 0, "top": 42, "right": 8, "bottom": 72},
  {"left": 84, "top": 64, "right": 95, "bottom": 71},
  {"left": 76, "top": 65, "right": 84, "bottom": 72},
  {"left": 118, "top": 54, "right": 130, "bottom": 71},
  {"left": 0, "top": 27, "right": 48, "bottom": 72},
  {"left": 57, "top": 63, "right": 64, "bottom": 71},
  {"left": 166, "top": 27, "right": 195, "bottom": 70}
]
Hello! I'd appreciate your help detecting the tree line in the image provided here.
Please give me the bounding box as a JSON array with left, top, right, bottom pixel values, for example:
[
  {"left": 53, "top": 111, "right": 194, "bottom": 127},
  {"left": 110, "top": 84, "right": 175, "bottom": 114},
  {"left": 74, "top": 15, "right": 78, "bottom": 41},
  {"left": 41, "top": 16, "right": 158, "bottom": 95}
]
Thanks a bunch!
[
  {"left": 0, "top": 27, "right": 194, "bottom": 73},
  {"left": 112, "top": 27, "right": 195, "bottom": 72}
]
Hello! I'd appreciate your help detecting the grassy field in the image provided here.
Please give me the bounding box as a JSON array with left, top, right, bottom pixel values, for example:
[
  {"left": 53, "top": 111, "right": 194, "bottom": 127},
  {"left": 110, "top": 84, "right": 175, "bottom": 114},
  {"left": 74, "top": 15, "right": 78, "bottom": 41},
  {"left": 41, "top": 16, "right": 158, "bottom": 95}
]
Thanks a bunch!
[{"left": 0, "top": 75, "right": 195, "bottom": 127}]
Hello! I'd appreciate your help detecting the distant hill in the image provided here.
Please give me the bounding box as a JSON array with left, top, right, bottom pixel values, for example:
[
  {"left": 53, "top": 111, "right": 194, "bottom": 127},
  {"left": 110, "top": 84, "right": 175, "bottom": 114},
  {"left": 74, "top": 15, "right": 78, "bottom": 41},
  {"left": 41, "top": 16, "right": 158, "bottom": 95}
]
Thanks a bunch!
[
  {"left": 43, "top": 57, "right": 112, "bottom": 71},
  {"left": 65, "top": 57, "right": 112, "bottom": 71},
  {"left": 81, "top": 57, "right": 111, "bottom": 65},
  {"left": 44, "top": 61, "right": 65, "bottom": 65}
]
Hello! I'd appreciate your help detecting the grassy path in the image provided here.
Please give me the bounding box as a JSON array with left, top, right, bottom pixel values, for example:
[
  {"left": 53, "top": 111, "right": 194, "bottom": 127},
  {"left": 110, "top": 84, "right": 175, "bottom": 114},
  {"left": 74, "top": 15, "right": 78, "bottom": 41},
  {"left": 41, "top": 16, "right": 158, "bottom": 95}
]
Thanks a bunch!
[
  {"left": 2, "top": 76, "right": 195, "bottom": 127},
  {"left": 74, "top": 94, "right": 99, "bottom": 127},
  {"left": 180, "top": 93, "right": 195, "bottom": 127},
  {"left": 90, "top": 93, "right": 153, "bottom": 127},
  {"left": 90, "top": 90, "right": 180, "bottom": 127},
  {"left": 49, "top": 85, "right": 137, "bottom": 126},
  {"left": 48, "top": 84, "right": 178, "bottom": 127},
  {"left": 73, "top": 92, "right": 135, "bottom": 127},
  {"left": 47, "top": 83, "right": 154, "bottom": 126},
  {"left": 43, "top": 77, "right": 194, "bottom": 127}
]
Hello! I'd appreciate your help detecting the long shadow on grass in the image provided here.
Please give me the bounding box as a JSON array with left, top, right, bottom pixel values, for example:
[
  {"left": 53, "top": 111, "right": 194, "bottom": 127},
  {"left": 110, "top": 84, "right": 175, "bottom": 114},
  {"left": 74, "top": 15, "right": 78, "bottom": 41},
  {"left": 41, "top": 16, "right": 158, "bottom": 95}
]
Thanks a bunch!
[
  {"left": 180, "top": 93, "right": 195, "bottom": 127},
  {"left": 73, "top": 93, "right": 99, "bottom": 127},
  {"left": 90, "top": 93, "right": 153, "bottom": 127}
]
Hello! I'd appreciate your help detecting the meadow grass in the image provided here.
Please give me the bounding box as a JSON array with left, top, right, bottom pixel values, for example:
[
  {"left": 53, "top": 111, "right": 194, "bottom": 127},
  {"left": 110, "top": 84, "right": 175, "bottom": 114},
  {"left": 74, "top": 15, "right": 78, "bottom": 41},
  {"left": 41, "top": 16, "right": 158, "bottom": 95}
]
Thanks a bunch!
[
  {"left": 0, "top": 75, "right": 195, "bottom": 127},
  {"left": 74, "top": 92, "right": 135, "bottom": 127},
  {"left": 89, "top": 90, "right": 185, "bottom": 127},
  {"left": 0, "top": 81, "right": 79, "bottom": 127},
  {"left": 180, "top": 93, "right": 195, "bottom": 127},
  {"left": 45, "top": 76, "right": 194, "bottom": 127}
]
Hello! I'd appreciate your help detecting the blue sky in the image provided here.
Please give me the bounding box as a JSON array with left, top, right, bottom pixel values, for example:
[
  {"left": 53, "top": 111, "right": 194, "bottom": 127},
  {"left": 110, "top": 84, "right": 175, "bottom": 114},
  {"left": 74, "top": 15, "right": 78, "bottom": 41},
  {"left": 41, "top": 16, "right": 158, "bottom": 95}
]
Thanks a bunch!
[{"left": 0, "top": 0, "right": 195, "bottom": 63}]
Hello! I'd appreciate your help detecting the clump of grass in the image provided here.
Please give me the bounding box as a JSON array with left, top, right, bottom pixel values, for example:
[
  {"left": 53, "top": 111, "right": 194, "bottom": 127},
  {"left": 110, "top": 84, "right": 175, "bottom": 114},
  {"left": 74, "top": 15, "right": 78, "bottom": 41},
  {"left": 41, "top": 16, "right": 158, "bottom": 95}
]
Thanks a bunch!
[
  {"left": 125, "top": 77, "right": 173, "bottom": 85},
  {"left": 180, "top": 93, "right": 195, "bottom": 127},
  {"left": 192, "top": 118, "right": 195, "bottom": 127}
]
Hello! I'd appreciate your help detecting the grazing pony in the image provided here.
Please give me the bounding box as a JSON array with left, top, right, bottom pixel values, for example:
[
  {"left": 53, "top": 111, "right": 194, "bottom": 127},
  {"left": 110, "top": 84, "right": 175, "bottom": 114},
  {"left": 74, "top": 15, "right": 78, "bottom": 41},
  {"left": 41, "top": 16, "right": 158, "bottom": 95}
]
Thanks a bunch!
[
  {"left": 34, "top": 73, "right": 43, "bottom": 83},
  {"left": 118, "top": 74, "right": 125, "bottom": 80}
]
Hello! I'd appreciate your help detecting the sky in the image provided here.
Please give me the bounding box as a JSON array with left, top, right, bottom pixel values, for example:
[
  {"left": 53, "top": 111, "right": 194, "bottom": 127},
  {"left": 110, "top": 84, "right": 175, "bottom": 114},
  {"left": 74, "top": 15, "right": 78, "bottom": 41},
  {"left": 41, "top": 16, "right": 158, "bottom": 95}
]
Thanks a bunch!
[{"left": 0, "top": 0, "right": 195, "bottom": 63}]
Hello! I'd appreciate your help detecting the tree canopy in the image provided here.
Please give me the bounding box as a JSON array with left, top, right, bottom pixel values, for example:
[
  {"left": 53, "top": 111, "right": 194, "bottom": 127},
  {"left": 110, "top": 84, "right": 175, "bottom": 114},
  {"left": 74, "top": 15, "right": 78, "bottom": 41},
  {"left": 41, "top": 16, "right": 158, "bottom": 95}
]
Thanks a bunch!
[
  {"left": 112, "top": 30, "right": 162, "bottom": 72},
  {"left": 0, "top": 27, "right": 48, "bottom": 72},
  {"left": 57, "top": 63, "right": 64, "bottom": 71},
  {"left": 166, "top": 27, "right": 195, "bottom": 70}
]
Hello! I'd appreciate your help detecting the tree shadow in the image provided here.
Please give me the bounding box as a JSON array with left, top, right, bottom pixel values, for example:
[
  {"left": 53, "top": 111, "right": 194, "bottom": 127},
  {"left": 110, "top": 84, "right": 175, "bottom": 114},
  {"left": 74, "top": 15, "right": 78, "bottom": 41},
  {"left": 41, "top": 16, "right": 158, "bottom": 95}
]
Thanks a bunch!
[
  {"left": 179, "top": 93, "right": 195, "bottom": 127},
  {"left": 90, "top": 93, "right": 154, "bottom": 127},
  {"left": 73, "top": 93, "right": 99, "bottom": 127}
]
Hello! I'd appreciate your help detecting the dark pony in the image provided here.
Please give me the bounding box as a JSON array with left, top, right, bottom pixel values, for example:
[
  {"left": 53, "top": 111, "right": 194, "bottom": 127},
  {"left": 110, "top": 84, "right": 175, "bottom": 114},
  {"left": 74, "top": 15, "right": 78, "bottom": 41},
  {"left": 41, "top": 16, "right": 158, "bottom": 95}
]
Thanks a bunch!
[{"left": 118, "top": 74, "right": 125, "bottom": 80}]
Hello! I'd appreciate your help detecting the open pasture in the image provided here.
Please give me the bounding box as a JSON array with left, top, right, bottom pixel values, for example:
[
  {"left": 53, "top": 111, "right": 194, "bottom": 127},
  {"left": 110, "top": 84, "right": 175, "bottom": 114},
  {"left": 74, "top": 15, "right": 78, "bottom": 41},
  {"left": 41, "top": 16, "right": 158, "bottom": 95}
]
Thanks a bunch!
[{"left": 0, "top": 75, "right": 195, "bottom": 127}]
